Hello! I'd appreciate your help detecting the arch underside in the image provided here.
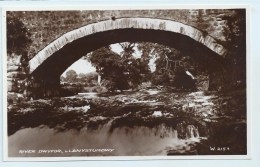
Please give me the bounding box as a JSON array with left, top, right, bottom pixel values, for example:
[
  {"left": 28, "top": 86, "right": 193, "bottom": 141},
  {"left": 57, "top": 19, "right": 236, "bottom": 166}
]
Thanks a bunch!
[{"left": 30, "top": 28, "right": 226, "bottom": 81}]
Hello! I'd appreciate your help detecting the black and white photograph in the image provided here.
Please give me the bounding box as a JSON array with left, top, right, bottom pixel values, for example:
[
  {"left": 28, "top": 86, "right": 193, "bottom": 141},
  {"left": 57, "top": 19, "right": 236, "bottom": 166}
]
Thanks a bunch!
[{"left": 4, "top": 7, "right": 247, "bottom": 159}]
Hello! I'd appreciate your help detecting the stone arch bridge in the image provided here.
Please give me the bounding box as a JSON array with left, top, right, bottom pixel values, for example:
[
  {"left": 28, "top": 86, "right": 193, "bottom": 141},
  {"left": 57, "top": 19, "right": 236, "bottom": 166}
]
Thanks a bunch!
[{"left": 27, "top": 17, "right": 227, "bottom": 98}]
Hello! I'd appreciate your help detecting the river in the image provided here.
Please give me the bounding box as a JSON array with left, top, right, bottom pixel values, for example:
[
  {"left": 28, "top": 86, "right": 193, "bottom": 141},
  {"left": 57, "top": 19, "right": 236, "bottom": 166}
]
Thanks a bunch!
[{"left": 8, "top": 89, "right": 247, "bottom": 157}]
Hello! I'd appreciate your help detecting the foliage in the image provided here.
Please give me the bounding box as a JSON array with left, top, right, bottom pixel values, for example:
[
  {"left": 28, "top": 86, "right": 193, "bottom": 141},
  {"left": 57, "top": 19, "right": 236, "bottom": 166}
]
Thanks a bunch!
[
  {"left": 77, "top": 72, "right": 98, "bottom": 86},
  {"left": 87, "top": 47, "right": 129, "bottom": 91},
  {"left": 138, "top": 42, "right": 198, "bottom": 87},
  {"left": 61, "top": 71, "right": 99, "bottom": 87},
  {"left": 221, "top": 9, "right": 246, "bottom": 88},
  {"left": 87, "top": 45, "right": 151, "bottom": 91},
  {"left": 65, "top": 70, "right": 78, "bottom": 82},
  {"left": 120, "top": 42, "right": 151, "bottom": 86},
  {"left": 7, "top": 13, "right": 32, "bottom": 56}
]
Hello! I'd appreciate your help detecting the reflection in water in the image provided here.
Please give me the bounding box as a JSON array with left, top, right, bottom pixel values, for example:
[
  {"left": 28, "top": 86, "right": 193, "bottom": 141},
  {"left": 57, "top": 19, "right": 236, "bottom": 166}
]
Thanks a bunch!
[{"left": 9, "top": 124, "right": 201, "bottom": 157}]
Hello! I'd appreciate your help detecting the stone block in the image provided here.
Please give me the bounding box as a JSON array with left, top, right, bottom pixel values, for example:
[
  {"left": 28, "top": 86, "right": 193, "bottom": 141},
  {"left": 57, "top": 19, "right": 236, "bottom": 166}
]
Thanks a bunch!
[
  {"left": 7, "top": 54, "right": 22, "bottom": 66},
  {"left": 7, "top": 65, "right": 20, "bottom": 72},
  {"left": 7, "top": 79, "right": 26, "bottom": 93},
  {"left": 7, "top": 71, "right": 27, "bottom": 79},
  {"left": 7, "top": 92, "right": 25, "bottom": 104},
  {"left": 7, "top": 80, "right": 13, "bottom": 92}
]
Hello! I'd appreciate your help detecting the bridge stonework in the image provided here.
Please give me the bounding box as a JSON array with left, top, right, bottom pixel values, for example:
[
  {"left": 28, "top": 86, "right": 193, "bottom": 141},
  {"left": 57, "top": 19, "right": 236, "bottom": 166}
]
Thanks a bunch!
[
  {"left": 8, "top": 9, "right": 234, "bottom": 59},
  {"left": 6, "top": 9, "right": 241, "bottom": 99},
  {"left": 29, "top": 17, "right": 227, "bottom": 75}
]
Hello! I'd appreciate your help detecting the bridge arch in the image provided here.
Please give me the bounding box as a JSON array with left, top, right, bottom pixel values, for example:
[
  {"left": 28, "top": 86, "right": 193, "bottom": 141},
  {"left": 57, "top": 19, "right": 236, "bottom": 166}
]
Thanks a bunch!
[{"left": 29, "top": 17, "right": 227, "bottom": 81}]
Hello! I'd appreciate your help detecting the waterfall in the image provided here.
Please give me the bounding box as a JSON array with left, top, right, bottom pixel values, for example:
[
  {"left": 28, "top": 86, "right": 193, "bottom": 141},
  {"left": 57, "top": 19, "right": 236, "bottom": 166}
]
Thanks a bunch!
[
  {"left": 9, "top": 122, "right": 201, "bottom": 156},
  {"left": 176, "top": 123, "right": 200, "bottom": 139},
  {"left": 186, "top": 125, "right": 200, "bottom": 138}
]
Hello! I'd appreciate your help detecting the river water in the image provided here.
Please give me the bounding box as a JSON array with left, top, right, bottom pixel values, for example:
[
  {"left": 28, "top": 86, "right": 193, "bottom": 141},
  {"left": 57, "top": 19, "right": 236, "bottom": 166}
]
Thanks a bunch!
[{"left": 8, "top": 89, "right": 247, "bottom": 157}]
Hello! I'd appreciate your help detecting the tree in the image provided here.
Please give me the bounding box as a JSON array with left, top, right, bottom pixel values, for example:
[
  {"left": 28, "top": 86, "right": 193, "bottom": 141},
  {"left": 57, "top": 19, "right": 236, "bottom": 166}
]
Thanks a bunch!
[
  {"left": 7, "top": 13, "right": 32, "bottom": 56},
  {"left": 119, "top": 42, "right": 136, "bottom": 59},
  {"left": 138, "top": 42, "right": 200, "bottom": 89},
  {"left": 87, "top": 44, "right": 151, "bottom": 91},
  {"left": 77, "top": 72, "right": 98, "bottom": 86},
  {"left": 119, "top": 42, "right": 151, "bottom": 86},
  {"left": 221, "top": 9, "right": 246, "bottom": 88},
  {"left": 143, "top": 43, "right": 184, "bottom": 86},
  {"left": 65, "top": 70, "right": 78, "bottom": 82},
  {"left": 87, "top": 47, "right": 129, "bottom": 91}
]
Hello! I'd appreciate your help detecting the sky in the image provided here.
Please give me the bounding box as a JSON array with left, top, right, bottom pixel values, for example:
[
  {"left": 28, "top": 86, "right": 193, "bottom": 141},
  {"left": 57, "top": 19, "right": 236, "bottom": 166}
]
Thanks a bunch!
[{"left": 61, "top": 43, "right": 155, "bottom": 77}]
